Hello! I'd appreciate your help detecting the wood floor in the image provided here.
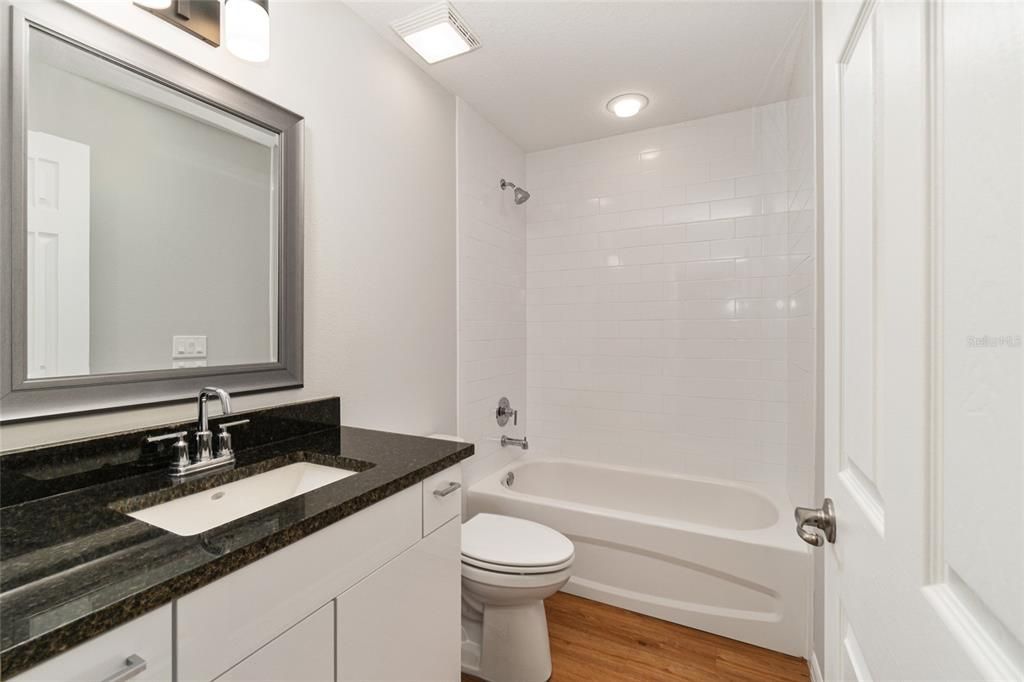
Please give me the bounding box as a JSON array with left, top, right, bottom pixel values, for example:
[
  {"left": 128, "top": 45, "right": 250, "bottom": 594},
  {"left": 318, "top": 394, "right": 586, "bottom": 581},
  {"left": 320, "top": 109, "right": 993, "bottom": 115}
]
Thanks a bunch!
[{"left": 463, "top": 592, "right": 810, "bottom": 682}]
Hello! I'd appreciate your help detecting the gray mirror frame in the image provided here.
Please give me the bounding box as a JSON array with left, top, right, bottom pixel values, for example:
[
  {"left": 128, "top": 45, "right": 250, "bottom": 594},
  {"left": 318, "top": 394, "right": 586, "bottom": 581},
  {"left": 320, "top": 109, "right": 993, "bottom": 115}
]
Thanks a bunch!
[{"left": 1, "top": 4, "right": 304, "bottom": 422}]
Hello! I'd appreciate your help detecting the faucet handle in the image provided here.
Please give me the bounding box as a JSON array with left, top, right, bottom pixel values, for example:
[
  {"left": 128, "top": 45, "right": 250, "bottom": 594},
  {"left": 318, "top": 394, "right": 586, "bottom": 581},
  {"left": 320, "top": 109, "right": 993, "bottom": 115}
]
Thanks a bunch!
[
  {"left": 217, "top": 419, "right": 250, "bottom": 459},
  {"left": 217, "top": 419, "right": 250, "bottom": 431},
  {"left": 147, "top": 431, "right": 191, "bottom": 469},
  {"left": 146, "top": 430, "right": 188, "bottom": 444}
]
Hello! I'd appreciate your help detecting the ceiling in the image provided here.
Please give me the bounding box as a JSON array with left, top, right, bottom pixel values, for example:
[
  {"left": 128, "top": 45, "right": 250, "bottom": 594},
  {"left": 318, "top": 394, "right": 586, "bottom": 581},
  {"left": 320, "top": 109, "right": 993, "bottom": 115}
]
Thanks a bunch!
[{"left": 347, "top": 1, "right": 808, "bottom": 152}]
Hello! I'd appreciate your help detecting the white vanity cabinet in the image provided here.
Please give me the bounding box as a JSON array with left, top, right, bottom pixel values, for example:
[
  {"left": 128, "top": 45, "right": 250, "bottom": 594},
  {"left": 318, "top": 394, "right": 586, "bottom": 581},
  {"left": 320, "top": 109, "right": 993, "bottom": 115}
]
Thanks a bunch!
[
  {"left": 336, "top": 517, "right": 461, "bottom": 681},
  {"left": 9, "top": 605, "right": 172, "bottom": 682},
  {"left": 10, "top": 466, "right": 463, "bottom": 682}
]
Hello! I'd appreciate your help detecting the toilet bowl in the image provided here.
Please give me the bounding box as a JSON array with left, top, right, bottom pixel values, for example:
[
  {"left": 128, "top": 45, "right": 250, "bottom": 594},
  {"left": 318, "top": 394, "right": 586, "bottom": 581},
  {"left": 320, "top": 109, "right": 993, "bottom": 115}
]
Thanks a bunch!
[{"left": 460, "top": 513, "right": 575, "bottom": 682}]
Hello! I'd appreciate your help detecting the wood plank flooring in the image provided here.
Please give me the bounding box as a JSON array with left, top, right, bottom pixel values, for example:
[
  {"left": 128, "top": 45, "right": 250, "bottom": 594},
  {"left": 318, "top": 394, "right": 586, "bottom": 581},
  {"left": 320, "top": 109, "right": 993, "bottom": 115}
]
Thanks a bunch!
[{"left": 463, "top": 592, "right": 810, "bottom": 682}]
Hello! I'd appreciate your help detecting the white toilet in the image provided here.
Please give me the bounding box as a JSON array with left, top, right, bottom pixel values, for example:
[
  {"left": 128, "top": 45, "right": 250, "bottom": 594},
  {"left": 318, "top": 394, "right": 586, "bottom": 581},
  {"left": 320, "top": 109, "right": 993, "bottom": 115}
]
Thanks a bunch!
[{"left": 460, "top": 513, "right": 575, "bottom": 682}]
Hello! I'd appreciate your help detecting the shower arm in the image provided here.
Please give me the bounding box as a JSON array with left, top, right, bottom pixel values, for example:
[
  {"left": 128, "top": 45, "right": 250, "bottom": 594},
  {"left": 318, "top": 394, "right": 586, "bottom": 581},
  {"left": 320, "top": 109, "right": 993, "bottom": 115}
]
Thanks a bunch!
[{"left": 499, "top": 178, "right": 531, "bottom": 204}]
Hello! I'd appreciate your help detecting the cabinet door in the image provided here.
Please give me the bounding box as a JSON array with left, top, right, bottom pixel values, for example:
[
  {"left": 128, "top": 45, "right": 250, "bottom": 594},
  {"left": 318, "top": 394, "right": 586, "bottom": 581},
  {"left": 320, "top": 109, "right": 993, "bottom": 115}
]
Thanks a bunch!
[
  {"left": 218, "top": 602, "right": 334, "bottom": 682},
  {"left": 11, "top": 605, "right": 171, "bottom": 682},
  {"left": 178, "top": 486, "right": 421, "bottom": 681},
  {"left": 337, "top": 517, "right": 460, "bottom": 682}
]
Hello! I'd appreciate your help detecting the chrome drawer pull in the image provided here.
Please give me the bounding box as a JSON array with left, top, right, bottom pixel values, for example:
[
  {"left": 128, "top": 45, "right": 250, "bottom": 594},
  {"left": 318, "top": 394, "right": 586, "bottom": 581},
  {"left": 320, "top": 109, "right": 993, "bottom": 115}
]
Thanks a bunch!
[
  {"left": 101, "top": 654, "right": 147, "bottom": 682},
  {"left": 433, "top": 482, "right": 461, "bottom": 498}
]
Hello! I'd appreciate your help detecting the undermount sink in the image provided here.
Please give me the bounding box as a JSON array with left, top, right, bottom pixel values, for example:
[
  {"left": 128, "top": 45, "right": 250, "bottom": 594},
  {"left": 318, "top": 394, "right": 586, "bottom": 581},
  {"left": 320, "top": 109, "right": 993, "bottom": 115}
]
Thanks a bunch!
[{"left": 128, "top": 462, "right": 357, "bottom": 536}]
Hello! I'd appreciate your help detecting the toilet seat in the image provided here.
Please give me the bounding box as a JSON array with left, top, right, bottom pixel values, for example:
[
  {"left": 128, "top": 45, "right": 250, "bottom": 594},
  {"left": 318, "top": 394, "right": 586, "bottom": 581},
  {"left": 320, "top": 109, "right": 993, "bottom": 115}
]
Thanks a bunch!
[
  {"left": 461, "top": 560, "right": 573, "bottom": 591},
  {"left": 461, "top": 553, "right": 575, "bottom": 575},
  {"left": 461, "top": 513, "right": 575, "bottom": 575}
]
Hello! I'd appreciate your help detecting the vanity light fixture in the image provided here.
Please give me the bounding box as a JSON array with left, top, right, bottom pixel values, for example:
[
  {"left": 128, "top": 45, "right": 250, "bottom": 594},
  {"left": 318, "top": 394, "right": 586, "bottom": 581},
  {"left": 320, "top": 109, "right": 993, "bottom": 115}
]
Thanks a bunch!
[
  {"left": 391, "top": 2, "right": 481, "bottom": 65},
  {"left": 607, "top": 93, "right": 649, "bottom": 119},
  {"left": 135, "top": 0, "right": 222, "bottom": 46},
  {"left": 225, "top": 0, "right": 270, "bottom": 62}
]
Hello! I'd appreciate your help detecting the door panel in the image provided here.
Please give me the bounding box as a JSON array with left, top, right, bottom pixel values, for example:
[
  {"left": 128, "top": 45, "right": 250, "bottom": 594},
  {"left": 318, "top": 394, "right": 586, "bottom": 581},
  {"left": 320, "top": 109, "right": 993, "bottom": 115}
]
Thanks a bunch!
[
  {"left": 933, "top": 0, "right": 1024, "bottom": 674},
  {"left": 838, "top": 5, "right": 884, "bottom": 532},
  {"left": 822, "top": 0, "right": 1022, "bottom": 679},
  {"left": 26, "top": 131, "right": 90, "bottom": 379},
  {"left": 838, "top": 608, "right": 874, "bottom": 682}
]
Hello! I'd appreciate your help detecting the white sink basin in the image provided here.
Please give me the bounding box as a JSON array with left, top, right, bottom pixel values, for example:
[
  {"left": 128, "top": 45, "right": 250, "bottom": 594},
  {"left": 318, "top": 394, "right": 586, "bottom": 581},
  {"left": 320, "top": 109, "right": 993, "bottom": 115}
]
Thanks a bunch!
[{"left": 128, "top": 462, "right": 357, "bottom": 536}]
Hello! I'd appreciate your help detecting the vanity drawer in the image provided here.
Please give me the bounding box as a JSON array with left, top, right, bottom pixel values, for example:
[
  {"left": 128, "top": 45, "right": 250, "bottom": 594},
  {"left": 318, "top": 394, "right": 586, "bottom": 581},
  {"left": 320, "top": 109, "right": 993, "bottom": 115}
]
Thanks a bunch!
[
  {"left": 11, "top": 605, "right": 171, "bottom": 682},
  {"left": 422, "top": 464, "right": 462, "bottom": 536}
]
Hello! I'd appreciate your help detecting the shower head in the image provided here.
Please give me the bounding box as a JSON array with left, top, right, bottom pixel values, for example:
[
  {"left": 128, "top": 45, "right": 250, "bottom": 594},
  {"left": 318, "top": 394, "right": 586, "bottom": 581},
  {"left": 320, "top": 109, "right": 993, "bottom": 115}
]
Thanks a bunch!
[{"left": 500, "top": 178, "right": 531, "bottom": 205}]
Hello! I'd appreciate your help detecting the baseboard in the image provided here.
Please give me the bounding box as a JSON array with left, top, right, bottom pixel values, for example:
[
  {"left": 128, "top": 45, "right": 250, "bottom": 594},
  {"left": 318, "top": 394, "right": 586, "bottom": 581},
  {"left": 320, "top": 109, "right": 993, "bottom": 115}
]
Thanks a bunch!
[{"left": 809, "top": 651, "right": 824, "bottom": 682}]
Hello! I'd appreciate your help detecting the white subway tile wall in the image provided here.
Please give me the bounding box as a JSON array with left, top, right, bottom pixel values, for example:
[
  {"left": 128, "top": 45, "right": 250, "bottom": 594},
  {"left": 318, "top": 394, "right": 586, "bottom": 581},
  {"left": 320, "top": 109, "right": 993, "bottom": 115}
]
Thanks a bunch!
[
  {"left": 785, "top": 91, "right": 816, "bottom": 505},
  {"left": 525, "top": 103, "right": 814, "bottom": 494},
  {"left": 457, "top": 99, "right": 529, "bottom": 491}
]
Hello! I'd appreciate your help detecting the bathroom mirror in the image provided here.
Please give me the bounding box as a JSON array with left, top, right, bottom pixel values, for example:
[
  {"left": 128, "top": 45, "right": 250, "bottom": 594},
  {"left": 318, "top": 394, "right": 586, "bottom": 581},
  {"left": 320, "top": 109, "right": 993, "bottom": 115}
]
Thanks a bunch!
[{"left": 1, "top": 5, "right": 304, "bottom": 421}]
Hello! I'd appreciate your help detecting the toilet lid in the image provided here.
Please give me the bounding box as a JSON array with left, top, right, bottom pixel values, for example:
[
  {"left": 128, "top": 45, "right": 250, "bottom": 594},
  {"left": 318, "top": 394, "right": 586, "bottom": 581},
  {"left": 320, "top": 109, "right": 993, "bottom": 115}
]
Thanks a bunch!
[{"left": 461, "top": 513, "right": 574, "bottom": 569}]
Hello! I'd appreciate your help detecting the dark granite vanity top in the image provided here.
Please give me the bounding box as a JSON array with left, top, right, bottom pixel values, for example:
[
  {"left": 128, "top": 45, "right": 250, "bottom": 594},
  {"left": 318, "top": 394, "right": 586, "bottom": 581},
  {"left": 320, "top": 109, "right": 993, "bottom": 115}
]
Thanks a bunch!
[{"left": 0, "top": 398, "right": 473, "bottom": 678}]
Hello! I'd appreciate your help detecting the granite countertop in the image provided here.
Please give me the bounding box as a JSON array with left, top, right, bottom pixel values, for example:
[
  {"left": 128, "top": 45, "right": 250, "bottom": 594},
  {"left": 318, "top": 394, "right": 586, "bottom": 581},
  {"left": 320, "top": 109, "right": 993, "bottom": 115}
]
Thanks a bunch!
[{"left": 0, "top": 399, "right": 473, "bottom": 678}]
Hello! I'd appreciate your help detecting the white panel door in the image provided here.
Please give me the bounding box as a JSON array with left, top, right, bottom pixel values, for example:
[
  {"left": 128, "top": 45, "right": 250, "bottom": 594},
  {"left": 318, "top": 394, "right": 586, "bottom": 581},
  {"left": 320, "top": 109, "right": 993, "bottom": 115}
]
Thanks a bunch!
[
  {"left": 821, "top": 1, "right": 1023, "bottom": 680},
  {"left": 26, "top": 131, "right": 90, "bottom": 378}
]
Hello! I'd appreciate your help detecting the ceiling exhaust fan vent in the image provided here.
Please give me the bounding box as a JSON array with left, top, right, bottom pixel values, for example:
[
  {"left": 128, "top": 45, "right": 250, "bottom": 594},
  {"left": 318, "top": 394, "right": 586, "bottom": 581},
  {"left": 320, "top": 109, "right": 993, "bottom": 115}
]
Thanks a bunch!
[{"left": 391, "top": 2, "right": 481, "bottom": 64}]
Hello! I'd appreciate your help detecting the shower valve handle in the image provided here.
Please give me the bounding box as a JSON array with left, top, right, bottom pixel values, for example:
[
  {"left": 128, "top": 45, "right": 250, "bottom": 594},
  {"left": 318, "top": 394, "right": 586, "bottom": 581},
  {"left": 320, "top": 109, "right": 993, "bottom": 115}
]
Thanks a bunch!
[{"left": 496, "top": 397, "right": 517, "bottom": 427}]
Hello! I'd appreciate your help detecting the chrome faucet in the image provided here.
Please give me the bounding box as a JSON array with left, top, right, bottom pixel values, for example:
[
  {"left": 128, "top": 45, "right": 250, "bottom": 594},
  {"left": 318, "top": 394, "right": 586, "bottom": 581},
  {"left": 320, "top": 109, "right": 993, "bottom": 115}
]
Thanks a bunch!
[
  {"left": 500, "top": 435, "right": 529, "bottom": 450},
  {"left": 147, "top": 387, "right": 248, "bottom": 479},
  {"left": 196, "top": 387, "right": 232, "bottom": 461}
]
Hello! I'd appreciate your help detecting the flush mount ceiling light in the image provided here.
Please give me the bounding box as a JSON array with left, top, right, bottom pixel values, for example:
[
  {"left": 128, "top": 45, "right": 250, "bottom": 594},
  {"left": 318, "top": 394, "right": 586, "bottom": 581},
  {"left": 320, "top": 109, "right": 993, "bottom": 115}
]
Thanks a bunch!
[
  {"left": 391, "top": 2, "right": 481, "bottom": 65},
  {"left": 225, "top": 0, "right": 270, "bottom": 62},
  {"left": 135, "top": 0, "right": 172, "bottom": 9},
  {"left": 607, "top": 93, "right": 649, "bottom": 119}
]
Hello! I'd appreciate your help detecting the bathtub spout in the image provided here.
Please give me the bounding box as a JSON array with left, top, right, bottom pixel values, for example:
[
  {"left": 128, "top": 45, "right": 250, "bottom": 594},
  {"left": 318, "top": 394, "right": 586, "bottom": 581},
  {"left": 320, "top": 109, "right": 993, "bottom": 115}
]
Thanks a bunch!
[{"left": 501, "top": 435, "right": 529, "bottom": 450}]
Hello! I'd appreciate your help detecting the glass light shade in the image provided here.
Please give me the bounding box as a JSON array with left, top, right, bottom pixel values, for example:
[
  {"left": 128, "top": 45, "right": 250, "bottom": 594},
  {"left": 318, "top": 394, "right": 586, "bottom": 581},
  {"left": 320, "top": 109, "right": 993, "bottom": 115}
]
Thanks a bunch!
[
  {"left": 607, "top": 93, "right": 649, "bottom": 119},
  {"left": 135, "top": 0, "right": 173, "bottom": 9},
  {"left": 225, "top": 0, "right": 270, "bottom": 63}
]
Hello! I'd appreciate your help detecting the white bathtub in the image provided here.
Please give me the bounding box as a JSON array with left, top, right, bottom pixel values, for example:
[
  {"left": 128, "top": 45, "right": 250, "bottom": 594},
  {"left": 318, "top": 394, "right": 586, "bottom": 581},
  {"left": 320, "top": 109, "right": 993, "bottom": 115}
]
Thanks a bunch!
[{"left": 467, "top": 458, "right": 810, "bottom": 657}]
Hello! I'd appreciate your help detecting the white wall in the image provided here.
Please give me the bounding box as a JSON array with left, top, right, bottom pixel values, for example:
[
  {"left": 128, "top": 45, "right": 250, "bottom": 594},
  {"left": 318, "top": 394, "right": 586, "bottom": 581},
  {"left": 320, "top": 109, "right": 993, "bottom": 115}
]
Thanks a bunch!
[
  {"left": 0, "top": 0, "right": 457, "bottom": 450},
  {"left": 455, "top": 98, "right": 527, "bottom": 490},
  {"left": 784, "top": 12, "right": 817, "bottom": 509},
  {"left": 524, "top": 106, "right": 805, "bottom": 491}
]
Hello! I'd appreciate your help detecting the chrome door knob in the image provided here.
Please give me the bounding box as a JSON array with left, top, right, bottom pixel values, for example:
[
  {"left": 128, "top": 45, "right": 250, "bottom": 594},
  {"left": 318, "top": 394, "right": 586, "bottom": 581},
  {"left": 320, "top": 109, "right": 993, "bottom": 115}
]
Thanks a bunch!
[{"left": 794, "top": 498, "right": 837, "bottom": 547}]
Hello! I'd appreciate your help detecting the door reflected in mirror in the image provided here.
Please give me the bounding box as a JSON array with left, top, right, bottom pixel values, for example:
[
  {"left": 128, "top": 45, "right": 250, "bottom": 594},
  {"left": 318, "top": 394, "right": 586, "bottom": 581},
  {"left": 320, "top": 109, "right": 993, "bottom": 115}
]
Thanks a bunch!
[{"left": 26, "top": 27, "right": 279, "bottom": 380}]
